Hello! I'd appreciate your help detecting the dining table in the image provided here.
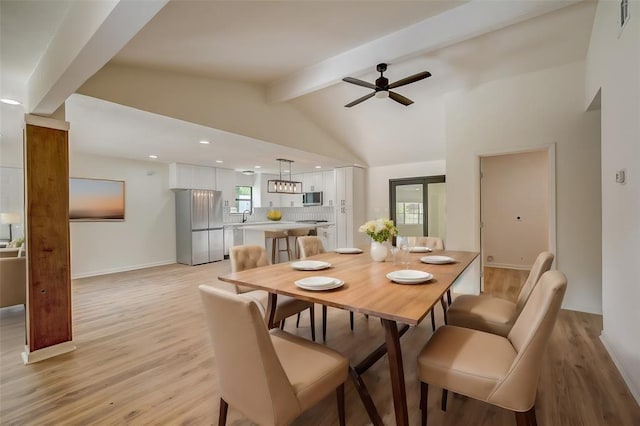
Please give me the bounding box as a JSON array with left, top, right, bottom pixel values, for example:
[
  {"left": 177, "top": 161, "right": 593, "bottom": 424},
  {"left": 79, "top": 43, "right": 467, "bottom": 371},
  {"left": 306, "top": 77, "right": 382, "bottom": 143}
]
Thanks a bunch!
[{"left": 219, "top": 248, "right": 479, "bottom": 426}]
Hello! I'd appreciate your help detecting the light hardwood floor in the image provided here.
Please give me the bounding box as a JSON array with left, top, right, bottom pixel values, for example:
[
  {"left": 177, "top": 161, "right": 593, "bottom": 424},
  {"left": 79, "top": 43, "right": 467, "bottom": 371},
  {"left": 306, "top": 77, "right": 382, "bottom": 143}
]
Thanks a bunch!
[{"left": 1, "top": 261, "right": 638, "bottom": 425}]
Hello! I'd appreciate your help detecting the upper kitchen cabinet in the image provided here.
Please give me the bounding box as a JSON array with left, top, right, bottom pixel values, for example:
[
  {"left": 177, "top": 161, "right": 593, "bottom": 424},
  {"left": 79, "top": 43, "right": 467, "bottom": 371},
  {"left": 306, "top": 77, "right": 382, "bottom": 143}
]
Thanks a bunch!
[
  {"left": 169, "top": 163, "right": 216, "bottom": 190},
  {"left": 215, "top": 168, "right": 236, "bottom": 208},
  {"left": 322, "top": 170, "right": 336, "bottom": 207},
  {"left": 304, "top": 172, "right": 324, "bottom": 192},
  {"left": 257, "top": 173, "right": 282, "bottom": 208}
]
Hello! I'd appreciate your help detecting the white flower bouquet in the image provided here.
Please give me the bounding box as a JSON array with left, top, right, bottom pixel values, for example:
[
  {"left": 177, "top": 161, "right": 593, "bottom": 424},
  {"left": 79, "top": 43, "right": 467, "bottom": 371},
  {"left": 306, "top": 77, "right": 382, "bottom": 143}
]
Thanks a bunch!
[{"left": 359, "top": 218, "right": 397, "bottom": 243}]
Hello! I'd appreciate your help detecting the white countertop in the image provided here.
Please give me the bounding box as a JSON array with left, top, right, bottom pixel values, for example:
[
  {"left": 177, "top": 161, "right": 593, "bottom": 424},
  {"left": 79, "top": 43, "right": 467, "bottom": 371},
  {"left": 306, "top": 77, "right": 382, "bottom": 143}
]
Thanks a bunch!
[
  {"left": 241, "top": 223, "right": 320, "bottom": 232},
  {"left": 224, "top": 221, "right": 334, "bottom": 229}
]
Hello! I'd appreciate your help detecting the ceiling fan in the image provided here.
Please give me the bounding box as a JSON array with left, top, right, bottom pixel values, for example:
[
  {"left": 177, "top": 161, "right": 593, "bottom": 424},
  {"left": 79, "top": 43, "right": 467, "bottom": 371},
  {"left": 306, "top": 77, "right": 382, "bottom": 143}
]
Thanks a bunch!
[{"left": 342, "top": 63, "right": 431, "bottom": 107}]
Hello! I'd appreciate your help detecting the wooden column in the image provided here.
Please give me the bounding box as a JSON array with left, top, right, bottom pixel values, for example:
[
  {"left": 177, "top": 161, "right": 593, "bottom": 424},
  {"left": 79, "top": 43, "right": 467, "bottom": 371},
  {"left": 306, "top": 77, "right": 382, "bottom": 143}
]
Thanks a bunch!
[{"left": 22, "top": 114, "right": 75, "bottom": 363}]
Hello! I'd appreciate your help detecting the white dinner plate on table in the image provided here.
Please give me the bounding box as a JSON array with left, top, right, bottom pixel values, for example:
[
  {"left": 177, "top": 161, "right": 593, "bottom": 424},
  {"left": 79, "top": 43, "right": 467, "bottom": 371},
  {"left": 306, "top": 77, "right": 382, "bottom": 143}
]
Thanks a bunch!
[
  {"left": 386, "top": 270, "right": 433, "bottom": 284},
  {"left": 409, "top": 246, "right": 432, "bottom": 253},
  {"left": 295, "top": 276, "right": 344, "bottom": 291},
  {"left": 335, "top": 248, "right": 363, "bottom": 254},
  {"left": 420, "top": 255, "right": 455, "bottom": 264},
  {"left": 291, "top": 260, "right": 332, "bottom": 270}
]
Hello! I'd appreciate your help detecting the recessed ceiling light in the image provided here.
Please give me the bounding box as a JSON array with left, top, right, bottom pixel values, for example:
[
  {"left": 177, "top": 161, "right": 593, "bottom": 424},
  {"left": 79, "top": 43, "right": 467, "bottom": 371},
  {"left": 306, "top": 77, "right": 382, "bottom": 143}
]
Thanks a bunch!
[
  {"left": 215, "top": 160, "right": 223, "bottom": 163},
  {"left": 315, "top": 165, "right": 322, "bottom": 169},
  {"left": 254, "top": 165, "right": 261, "bottom": 169},
  {"left": 148, "top": 155, "right": 158, "bottom": 159},
  {"left": 199, "top": 140, "right": 210, "bottom": 144},
  {"left": 242, "top": 170, "right": 255, "bottom": 176},
  {"left": 0, "top": 98, "right": 21, "bottom": 105}
]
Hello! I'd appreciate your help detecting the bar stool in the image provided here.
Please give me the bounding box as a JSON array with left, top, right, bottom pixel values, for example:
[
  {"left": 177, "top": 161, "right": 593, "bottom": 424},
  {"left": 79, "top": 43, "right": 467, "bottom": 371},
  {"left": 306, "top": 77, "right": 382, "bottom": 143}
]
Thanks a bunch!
[
  {"left": 264, "top": 231, "right": 291, "bottom": 264},
  {"left": 288, "top": 228, "right": 312, "bottom": 259}
]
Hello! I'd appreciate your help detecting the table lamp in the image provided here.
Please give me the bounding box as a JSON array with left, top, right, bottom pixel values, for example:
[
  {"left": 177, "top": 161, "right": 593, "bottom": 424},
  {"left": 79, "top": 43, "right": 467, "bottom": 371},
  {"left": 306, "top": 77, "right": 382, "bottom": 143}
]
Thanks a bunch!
[{"left": 0, "top": 212, "right": 22, "bottom": 242}]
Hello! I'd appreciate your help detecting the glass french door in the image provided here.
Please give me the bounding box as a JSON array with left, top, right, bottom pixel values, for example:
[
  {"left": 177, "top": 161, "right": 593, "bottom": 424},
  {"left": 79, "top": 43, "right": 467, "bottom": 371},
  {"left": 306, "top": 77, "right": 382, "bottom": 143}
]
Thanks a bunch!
[{"left": 389, "top": 175, "right": 446, "bottom": 238}]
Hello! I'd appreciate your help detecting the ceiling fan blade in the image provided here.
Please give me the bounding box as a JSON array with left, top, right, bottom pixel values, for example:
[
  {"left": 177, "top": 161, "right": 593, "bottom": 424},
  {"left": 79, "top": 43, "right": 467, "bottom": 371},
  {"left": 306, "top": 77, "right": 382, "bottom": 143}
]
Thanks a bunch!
[
  {"left": 388, "top": 71, "right": 431, "bottom": 89},
  {"left": 343, "top": 77, "right": 377, "bottom": 90},
  {"left": 388, "top": 91, "right": 414, "bottom": 106},
  {"left": 345, "top": 92, "right": 376, "bottom": 108}
]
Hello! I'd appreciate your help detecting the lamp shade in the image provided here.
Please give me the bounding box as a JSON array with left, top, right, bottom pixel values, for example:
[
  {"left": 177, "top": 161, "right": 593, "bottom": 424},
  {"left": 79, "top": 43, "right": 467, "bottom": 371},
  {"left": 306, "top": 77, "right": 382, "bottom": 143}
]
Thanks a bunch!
[{"left": 0, "top": 212, "right": 22, "bottom": 225}]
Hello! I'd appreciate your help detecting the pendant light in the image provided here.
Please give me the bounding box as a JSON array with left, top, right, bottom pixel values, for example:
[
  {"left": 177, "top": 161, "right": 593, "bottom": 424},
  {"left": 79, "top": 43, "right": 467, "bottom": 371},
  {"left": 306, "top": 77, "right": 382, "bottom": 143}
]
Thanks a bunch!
[{"left": 267, "top": 159, "right": 303, "bottom": 194}]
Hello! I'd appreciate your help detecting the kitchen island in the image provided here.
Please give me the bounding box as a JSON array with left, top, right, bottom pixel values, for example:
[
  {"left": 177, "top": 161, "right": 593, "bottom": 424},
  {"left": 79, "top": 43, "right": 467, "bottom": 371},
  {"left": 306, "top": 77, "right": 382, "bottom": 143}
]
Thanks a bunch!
[{"left": 242, "top": 222, "right": 317, "bottom": 262}]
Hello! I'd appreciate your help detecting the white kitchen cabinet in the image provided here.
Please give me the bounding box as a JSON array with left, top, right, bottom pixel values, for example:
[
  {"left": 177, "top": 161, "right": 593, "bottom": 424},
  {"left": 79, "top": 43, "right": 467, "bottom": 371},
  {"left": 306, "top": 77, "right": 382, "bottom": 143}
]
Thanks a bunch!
[
  {"left": 335, "top": 167, "right": 365, "bottom": 248},
  {"left": 259, "top": 173, "right": 282, "bottom": 208},
  {"left": 215, "top": 168, "right": 236, "bottom": 208},
  {"left": 223, "top": 228, "right": 233, "bottom": 256},
  {"left": 305, "top": 172, "right": 323, "bottom": 192},
  {"left": 317, "top": 224, "right": 336, "bottom": 251},
  {"left": 170, "top": 163, "right": 216, "bottom": 190},
  {"left": 322, "top": 170, "right": 336, "bottom": 207}
]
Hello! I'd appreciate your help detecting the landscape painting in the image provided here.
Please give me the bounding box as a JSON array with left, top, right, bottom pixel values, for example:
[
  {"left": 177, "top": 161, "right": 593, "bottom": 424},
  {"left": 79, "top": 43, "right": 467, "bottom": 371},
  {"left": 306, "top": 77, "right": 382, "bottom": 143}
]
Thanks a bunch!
[{"left": 69, "top": 178, "right": 125, "bottom": 221}]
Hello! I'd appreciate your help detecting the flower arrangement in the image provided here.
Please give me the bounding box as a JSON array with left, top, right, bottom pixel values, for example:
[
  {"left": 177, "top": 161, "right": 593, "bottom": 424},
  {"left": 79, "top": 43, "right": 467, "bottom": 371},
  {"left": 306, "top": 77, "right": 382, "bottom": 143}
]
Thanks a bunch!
[{"left": 359, "top": 218, "right": 397, "bottom": 243}]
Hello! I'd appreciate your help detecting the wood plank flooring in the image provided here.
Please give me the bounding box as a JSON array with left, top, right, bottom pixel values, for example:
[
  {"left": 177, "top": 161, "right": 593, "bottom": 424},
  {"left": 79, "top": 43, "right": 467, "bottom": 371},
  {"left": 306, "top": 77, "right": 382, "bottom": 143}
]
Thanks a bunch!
[{"left": 1, "top": 261, "right": 639, "bottom": 425}]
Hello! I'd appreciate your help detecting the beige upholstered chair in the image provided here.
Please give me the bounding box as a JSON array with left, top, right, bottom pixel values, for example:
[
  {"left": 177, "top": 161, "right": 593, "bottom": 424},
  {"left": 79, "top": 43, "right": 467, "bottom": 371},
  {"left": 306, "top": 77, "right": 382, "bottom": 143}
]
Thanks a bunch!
[
  {"left": 297, "top": 236, "right": 355, "bottom": 341},
  {"left": 417, "top": 270, "right": 567, "bottom": 426},
  {"left": 230, "top": 245, "right": 316, "bottom": 341},
  {"left": 199, "top": 285, "right": 348, "bottom": 426},
  {"left": 448, "top": 251, "right": 554, "bottom": 337},
  {"left": 411, "top": 236, "right": 444, "bottom": 250},
  {"left": 0, "top": 256, "right": 26, "bottom": 308}
]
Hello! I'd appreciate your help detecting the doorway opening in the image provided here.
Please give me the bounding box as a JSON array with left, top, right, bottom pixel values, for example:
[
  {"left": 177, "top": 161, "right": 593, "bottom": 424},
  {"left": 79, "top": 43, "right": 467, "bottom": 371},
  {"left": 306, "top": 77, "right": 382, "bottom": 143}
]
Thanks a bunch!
[
  {"left": 479, "top": 145, "right": 556, "bottom": 295},
  {"left": 389, "top": 175, "right": 446, "bottom": 239}
]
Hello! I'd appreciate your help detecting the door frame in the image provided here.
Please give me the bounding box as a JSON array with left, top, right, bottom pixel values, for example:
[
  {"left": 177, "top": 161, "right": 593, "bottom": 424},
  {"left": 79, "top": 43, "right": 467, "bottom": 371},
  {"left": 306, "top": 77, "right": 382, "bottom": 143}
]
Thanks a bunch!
[
  {"left": 389, "top": 175, "right": 446, "bottom": 236},
  {"left": 478, "top": 143, "right": 556, "bottom": 291}
]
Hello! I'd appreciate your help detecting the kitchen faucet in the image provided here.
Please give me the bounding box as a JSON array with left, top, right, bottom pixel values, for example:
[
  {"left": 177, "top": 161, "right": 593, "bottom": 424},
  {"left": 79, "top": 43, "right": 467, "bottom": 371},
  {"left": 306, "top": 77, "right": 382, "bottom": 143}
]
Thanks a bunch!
[{"left": 242, "top": 210, "right": 251, "bottom": 223}]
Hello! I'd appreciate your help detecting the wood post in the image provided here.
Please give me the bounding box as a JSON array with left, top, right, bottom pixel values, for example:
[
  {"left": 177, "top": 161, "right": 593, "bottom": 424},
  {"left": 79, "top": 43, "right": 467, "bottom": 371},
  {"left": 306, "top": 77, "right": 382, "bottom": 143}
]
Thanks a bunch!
[{"left": 21, "top": 115, "right": 74, "bottom": 363}]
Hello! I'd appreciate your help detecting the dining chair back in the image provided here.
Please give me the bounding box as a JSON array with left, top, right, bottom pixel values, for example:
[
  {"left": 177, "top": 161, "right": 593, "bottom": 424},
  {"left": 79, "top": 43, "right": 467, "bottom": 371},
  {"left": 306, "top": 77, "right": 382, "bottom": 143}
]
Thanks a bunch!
[
  {"left": 230, "top": 245, "right": 269, "bottom": 294},
  {"left": 199, "top": 285, "right": 347, "bottom": 426},
  {"left": 297, "top": 236, "right": 325, "bottom": 258},
  {"left": 412, "top": 236, "right": 444, "bottom": 250},
  {"left": 447, "top": 251, "right": 555, "bottom": 336},
  {"left": 417, "top": 270, "right": 567, "bottom": 425}
]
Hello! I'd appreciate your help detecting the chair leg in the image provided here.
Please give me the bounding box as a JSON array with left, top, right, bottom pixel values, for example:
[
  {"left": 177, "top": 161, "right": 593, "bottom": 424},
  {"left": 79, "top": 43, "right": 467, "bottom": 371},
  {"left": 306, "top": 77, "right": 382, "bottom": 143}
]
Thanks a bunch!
[
  {"left": 296, "top": 312, "right": 301, "bottom": 328},
  {"left": 280, "top": 319, "right": 285, "bottom": 330},
  {"left": 515, "top": 406, "right": 537, "bottom": 426},
  {"left": 420, "top": 382, "right": 428, "bottom": 426},
  {"left": 218, "top": 398, "right": 228, "bottom": 426},
  {"left": 430, "top": 309, "right": 436, "bottom": 331},
  {"left": 350, "top": 311, "right": 354, "bottom": 331},
  {"left": 336, "top": 383, "right": 345, "bottom": 426},
  {"left": 322, "top": 305, "right": 328, "bottom": 341},
  {"left": 309, "top": 305, "right": 316, "bottom": 342},
  {"left": 440, "top": 297, "right": 448, "bottom": 325},
  {"left": 441, "top": 389, "right": 448, "bottom": 412},
  {"left": 446, "top": 289, "right": 452, "bottom": 305}
]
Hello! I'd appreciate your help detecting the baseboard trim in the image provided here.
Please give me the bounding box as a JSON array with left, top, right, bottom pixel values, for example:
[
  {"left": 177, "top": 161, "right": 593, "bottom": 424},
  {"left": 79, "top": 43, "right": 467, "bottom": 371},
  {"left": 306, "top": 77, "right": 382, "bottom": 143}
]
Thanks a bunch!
[
  {"left": 484, "top": 263, "right": 530, "bottom": 270},
  {"left": 600, "top": 332, "right": 640, "bottom": 405},
  {"left": 21, "top": 341, "right": 76, "bottom": 364},
  {"left": 71, "top": 259, "right": 176, "bottom": 279}
]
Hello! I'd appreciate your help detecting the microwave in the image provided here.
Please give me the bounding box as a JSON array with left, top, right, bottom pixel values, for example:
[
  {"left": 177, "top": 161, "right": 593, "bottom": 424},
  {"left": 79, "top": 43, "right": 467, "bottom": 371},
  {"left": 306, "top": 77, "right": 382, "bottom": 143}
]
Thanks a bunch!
[{"left": 302, "top": 192, "right": 323, "bottom": 206}]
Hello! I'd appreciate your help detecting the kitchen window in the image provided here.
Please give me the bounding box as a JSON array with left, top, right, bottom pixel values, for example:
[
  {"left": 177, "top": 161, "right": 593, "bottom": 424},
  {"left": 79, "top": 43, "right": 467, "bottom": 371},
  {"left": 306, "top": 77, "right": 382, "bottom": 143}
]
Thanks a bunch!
[
  {"left": 235, "top": 186, "right": 252, "bottom": 213},
  {"left": 396, "top": 202, "right": 423, "bottom": 225}
]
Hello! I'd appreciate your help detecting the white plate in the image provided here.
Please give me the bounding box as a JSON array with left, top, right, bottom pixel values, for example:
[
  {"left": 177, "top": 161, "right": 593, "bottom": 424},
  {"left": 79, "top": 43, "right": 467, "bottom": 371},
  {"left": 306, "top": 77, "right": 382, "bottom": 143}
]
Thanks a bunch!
[
  {"left": 386, "top": 270, "right": 433, "bottom": 284},
  {"left": 291, "top": 260, "right": 332, "bottom": 270},
  {"left": 409, "top": 246, "right": 432, "bottom": 253},
  {"left": 420, "top": 255, "right": 455, "bottom": 264},
  {"left": 295, "top": 276, "right": 344, "bottom": 291},
  {"left": 335, "top": 247, "right": 363, "bottom": 254}
]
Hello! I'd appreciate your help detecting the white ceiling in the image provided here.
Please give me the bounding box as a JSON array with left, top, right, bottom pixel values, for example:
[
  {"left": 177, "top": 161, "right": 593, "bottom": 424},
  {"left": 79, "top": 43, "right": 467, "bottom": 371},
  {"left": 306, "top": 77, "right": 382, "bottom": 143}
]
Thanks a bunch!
[{"left": 1, "top": 0, "right": 597, "bottom": 171}]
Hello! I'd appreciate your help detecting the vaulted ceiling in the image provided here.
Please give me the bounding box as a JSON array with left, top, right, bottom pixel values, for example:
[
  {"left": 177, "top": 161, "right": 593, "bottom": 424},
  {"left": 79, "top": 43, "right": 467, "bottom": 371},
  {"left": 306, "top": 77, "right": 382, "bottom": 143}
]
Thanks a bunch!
[{"left": 0, "top": 0, "right": 596, "bottom": 172}]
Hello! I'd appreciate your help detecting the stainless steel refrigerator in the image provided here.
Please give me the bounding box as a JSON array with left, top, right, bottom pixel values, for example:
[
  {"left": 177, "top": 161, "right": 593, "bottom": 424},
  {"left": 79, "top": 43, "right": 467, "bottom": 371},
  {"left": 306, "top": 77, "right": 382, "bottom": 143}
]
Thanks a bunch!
[{"left": 175, "top": 189, "right": 224, "bottom": 265}]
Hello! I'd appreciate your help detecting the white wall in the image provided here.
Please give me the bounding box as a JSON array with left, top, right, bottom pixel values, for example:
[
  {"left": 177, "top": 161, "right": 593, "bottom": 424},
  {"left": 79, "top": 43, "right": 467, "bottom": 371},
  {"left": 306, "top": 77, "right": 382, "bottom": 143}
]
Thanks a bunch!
[
  {"left": 366, "top": 160, "right": 445, "bottom": 220},
  {"left": 445, "top": 61, "right": 602, "bottom": 313},
  {"left": 585, "top": 0, "right": 640, "bottom": 403},
  {"left": 69, "top": 152, "right": 176, "bottom": 278},
  {"left": 482, "top": 151, "right": 548, "bottom": 269}
]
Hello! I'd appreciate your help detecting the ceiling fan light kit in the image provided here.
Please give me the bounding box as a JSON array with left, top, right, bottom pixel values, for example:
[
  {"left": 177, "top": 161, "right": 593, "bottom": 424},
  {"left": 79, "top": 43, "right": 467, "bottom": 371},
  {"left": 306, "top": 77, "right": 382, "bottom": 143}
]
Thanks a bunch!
[
  {"left": 267, "top": 158, "right": 303, "bottom": 194},
  {"left": 343, "top": 63, "right": 431, "bottom": 107}
]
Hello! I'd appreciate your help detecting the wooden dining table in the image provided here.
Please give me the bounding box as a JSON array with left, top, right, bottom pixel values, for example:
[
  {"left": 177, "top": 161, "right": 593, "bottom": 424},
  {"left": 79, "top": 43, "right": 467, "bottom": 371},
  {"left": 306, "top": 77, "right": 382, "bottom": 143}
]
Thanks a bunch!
[{"left": 219, "top": 248, "right": 479, "bottom": 426}]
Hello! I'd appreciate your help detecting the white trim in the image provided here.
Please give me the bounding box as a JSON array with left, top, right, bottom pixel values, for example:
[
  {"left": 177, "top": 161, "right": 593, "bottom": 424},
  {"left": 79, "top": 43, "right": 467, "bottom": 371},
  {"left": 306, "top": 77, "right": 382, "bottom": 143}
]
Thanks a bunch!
[
  {"left": 600, "top": 332, "right": 640, "bottom": 405},
  {"left": 24, "top": 114, "right": 70, "bottom": 131},
  {"left": 71, "top": 259, "right": 176, "bottom": 279},
  {"left": 21, "top": 341, "right": 76, "bottom": 365}
]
